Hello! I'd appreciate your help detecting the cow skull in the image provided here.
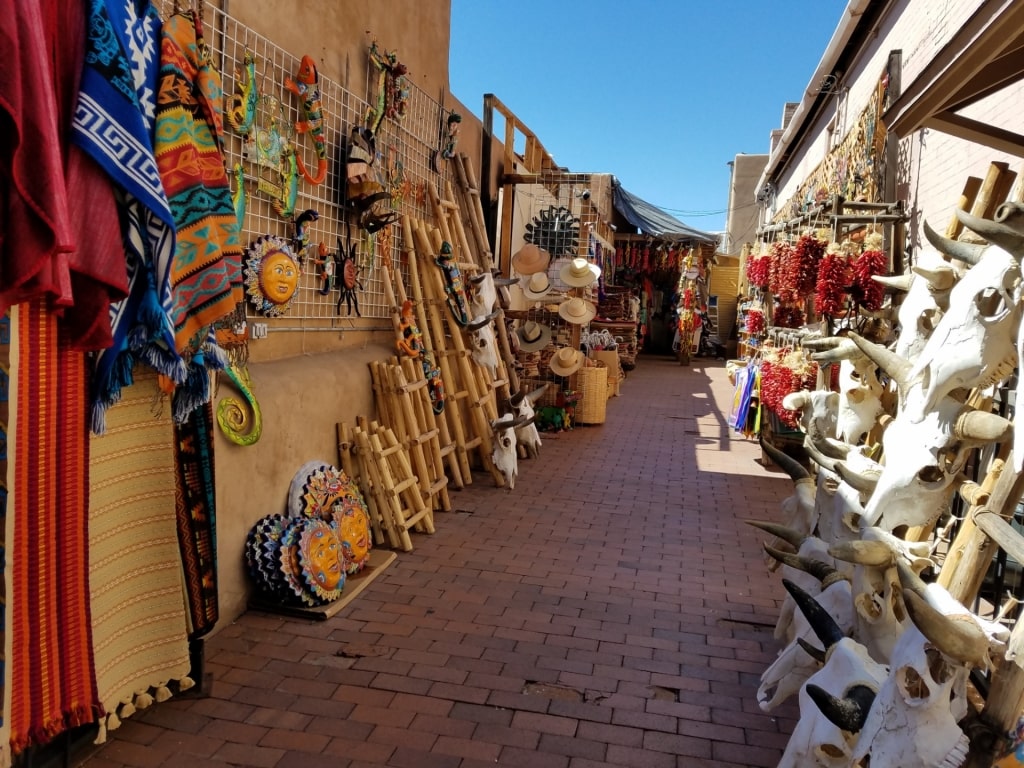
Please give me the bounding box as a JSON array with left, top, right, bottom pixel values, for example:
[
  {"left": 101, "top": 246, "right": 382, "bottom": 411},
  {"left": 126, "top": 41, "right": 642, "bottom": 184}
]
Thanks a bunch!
[
  {"left": 861, "top": 392, "right": 1011, "bottom": 531},
  {"left": 491, "top": 413, "right": 529, "bottom": 489},
  {"left": 898, "top": 220, "right": 1022, "bottom": 422},
  {"left": 466, "top": 311, "right": 500, "bottom": 380},
  {"left": 783, "top": 389, "right": 839, "bottom": 445},
  {"left": 773, "top": 579, "right": 885, "bottom": 768},
  {"left": 510, "top": 385, "right": 548, "bottom": 459},
  {"left": 873, "top": 246, "right": 955, "bottom": 364},
  {"left": 760, "top": 435, "right": 817, "bottom": 539},
  {"left": 758, "top": 560, "right": 853, "bottom": 712},
  {"left": 470, "top": 272, "right": 518, "bottom": 317}
]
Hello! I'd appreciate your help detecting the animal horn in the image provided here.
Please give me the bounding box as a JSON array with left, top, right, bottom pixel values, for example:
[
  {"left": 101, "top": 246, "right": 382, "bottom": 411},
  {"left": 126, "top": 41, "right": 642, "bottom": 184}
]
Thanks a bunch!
[
  {"left": 910, "top": 264, "right": 956, "bottom": 291},
  {"left": 797, "top": 637, "right": 827, "bottom": 664},
  {"left": 782, "top": 578, "right": 846, "bottom": 650},
  {"left": 806, "top": 684, "right": 876, "bottom": 734},
  {"left": 466, "top": 314, "right": 493, "bottom": 331},
  {"left": 803, "top": 440, "right": 837, "bottom": 472},
  {"left": 764, "top": 545, "right": 845, "bottom": 587},
  {"left": 896, "top": 558, "right": 929, "bottom": 599},
  {"left": 759, "top": 435, "right": 809, "bottom": 481},
  {"left": 813, "top": 436, "right": 853, "bottom": 460},
  {"left": 924, "top": 219, "right": 985, "bottom": 265},
  {"left": 744, "top": 519, "right": 805, "bottom": 548},
  {"left": 829, "top": 540, "right": 894, "bottom": 567},
  {"left": 833, "top": 460, "right": 879, "bottom": 495},
  {"left": 872, "top": 273, "right": 913, "bottom": 292},
  {"left": 468, "top": 272, "right": 487, "bottom": 284},
  {"left": 957, "top": 203, "right": 1024, "bottom": 257},
  {"left": 903, "top": 589, "right": 992, "bottom": 668},
  {"left": 810, "top": 338, "right": 861, "bottom": 365},
  {"left": 801, "top": 337, "right": 846, "bottom": 352},
  {"left": 847, "top": 332, "right": 912, "bottom": 390},
  {"left": 954, "top": 409, "right": 1013, "bottom": 443},
  {"left": 782, "top": 391, "right": 811, "bottom": 412}
]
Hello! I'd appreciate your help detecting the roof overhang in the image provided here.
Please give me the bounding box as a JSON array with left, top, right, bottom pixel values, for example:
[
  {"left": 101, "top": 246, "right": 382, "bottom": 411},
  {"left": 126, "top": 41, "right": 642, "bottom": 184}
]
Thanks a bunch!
[
  {"left": 883, "top": 0, "right": 1024, "bottom": 156},
  {"left": 611, "top": 179, "right": 718, "bottom": 245}
]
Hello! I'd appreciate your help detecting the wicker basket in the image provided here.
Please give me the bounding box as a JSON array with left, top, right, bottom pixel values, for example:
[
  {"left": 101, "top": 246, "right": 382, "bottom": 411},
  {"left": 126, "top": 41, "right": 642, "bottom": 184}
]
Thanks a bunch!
[{"left": 576, "top": 364, "right": 608, "bottom": 424}]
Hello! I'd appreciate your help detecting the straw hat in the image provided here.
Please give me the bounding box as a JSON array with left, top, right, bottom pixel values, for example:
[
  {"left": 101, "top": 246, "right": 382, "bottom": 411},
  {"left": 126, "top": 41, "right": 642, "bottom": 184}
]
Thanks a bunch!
[
  {"left": 516, "top": 320, "right": 552, "bottom": 352},
  {"left": 558, "top": 296, "right": 597, "bottom": 325},
  {"left": 521, "top": 272, "right": 552, "bottom": 301},
  {"left": 559, "top": 257, "right": 601, "bottom": 287},
  {"left": 511, "top": 243, "right": 551, "bottom": 275},
  {"left": 549, "top": 346, "right": 585, "bottom": 377}
]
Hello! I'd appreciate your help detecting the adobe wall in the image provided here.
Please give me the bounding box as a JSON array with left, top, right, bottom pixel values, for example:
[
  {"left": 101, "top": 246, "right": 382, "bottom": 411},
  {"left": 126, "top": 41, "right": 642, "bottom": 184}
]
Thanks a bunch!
[{"left": 200, "top": 0, "right": 505, "bottom": 626}]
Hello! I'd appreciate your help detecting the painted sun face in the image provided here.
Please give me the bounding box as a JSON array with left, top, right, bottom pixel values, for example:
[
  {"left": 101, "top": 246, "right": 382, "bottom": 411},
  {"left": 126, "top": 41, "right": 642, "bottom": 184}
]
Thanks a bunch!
[
  {"left": 337, "top": 506, "right": 371, "bottom": 570},
  {"left": 300, "top": 523, "right": 342, "bottom": 592},
  {"left": 260, "top": 249, "right": 299, "bottom": 304}
]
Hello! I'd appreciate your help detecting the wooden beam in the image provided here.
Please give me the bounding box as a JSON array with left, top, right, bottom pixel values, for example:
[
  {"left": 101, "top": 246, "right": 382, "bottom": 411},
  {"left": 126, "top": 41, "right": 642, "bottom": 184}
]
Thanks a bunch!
[{"left": 926, "top": 112, "right": 1024, "bottom": 158}]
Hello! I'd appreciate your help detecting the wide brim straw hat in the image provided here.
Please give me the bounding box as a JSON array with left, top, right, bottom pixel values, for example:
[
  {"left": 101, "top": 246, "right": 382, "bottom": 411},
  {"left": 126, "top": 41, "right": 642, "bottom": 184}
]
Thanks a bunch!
[
  {"left": 549, "top": 346, "right": 585, "bottom": 377},
  {"left": 521, "top": 271, "right": 553, "bottom": 300},
  {"left": 511, "top": 243, "right": 551, "bottom": 275},
  {"left": 516, "top": 320, "right": 552, "bottom": 352},
  {"left": 559, "top": 257, "right": 601, "bottom": 287},
  {"left": 558, "top": 296, "right": 597, "bottom": 325}
]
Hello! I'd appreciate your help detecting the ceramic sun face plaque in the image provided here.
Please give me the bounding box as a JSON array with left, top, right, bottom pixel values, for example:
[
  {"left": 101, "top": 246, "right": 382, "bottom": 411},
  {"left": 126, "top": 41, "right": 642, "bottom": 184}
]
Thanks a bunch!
[
  {"left": 297, "top": 517, "right": 345, "bottom": 602},
  {"left": 333, "top": 502, "right": 372, "bottom": 574},
  {"left": 244, "top": 234, "right": 301, "bottom": 317}
]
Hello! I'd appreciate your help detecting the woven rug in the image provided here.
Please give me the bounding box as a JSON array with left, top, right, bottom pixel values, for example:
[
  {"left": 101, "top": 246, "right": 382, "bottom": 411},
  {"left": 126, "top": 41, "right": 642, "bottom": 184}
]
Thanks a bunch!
[
  {"left": 9, "top": 300, "right": 101, "bottom": 757},
  {"left": 88, "top": 368, "right": 192, "bottom": 741},
  {"left": 173, "top": 401, "right": 219, "bottom": 638}
]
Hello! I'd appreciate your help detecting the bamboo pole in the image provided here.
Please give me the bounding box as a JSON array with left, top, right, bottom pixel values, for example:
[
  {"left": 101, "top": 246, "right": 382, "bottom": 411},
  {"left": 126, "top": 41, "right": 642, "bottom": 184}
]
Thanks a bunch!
[
  {"left": 415, "top": 218, "right": 504, "bottom": 486},
  {"left": 396, "top": 358, "right": 451, "bottom": 512},
  {"left": 454, "top": 153, "right": 494, "bottom": 271},
  {"left": 403, "top": 214, "right": 471, "bottom": 485}
]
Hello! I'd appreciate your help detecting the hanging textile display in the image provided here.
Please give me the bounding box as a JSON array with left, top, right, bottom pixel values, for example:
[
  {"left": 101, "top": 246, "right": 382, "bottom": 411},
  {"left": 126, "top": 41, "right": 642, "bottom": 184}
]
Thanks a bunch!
[
  {"left": 173, "top": 401, "right": 219, "bottom": 639},
  {"left": 0, "top": 313, "right": 9, "bottom": 762},
  {"left": 9, "top": 300, "right": 102, "bottom": 757},
  {"left": 73, "top": 0, "right": 182, "bottom": 433},
  {"left": 155, "top": 9, "right": 244, "bottom": 422},
  {"left": 88, "top": 368, "right": 193, "bottom": 743}
]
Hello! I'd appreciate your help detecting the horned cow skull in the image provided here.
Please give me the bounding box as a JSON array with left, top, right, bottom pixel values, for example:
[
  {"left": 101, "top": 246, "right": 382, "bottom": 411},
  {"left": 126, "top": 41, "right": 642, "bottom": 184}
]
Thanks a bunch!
[
  {"left": 510, "top": 385, "right": 548, "bottom": 459},
  {"left": 901, "top": 220, "right": 1022, "bottom": 423},
  {"left": 491, "top": 413, "right": 529, "bottom": 489},
  {"left": 466, "top": 311, "right": 500, "bottom": 380}
]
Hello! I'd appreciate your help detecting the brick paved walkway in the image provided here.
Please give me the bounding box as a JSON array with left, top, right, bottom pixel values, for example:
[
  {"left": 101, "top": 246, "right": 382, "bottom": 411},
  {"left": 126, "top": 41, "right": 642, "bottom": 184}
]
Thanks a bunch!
[{"left": 78, "top": 355, "right": 799, "bottom": 768}]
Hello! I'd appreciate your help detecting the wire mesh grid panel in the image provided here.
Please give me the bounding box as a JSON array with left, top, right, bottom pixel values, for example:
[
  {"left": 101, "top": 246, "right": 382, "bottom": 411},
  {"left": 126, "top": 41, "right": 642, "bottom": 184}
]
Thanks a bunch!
[{"left": 154, "top": 2, "right": 455, "bottom": 327}]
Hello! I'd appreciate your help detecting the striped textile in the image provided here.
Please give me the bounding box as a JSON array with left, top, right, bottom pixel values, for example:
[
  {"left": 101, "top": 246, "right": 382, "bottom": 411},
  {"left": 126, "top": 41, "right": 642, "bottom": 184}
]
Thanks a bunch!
[
  {"left": 173, "top": 402, "right": 219, "bottom": 638},
  {"left": 0, "top": 312, "right": 10, "bottom": 765},
  {"left": 155, "top": 11, "right": 243, "bottom": 359},
  {"left": 9, "top": 300, "right": 102, "bottom": 756},
  {"left": 88, "top": 368, "right": 192, "bottom": 739}
]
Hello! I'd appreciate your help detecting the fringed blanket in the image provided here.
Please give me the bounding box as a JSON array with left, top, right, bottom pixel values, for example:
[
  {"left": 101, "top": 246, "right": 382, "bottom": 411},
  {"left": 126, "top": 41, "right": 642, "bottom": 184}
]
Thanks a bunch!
[
  {"left": 73, "top": 0, "right": 182, "bottom": 432},
  {"left": 9, "top": 300, "right": 102, "bottom": 757},
  {"left": 155, "top": 11, "right": 243, "bottom": 423},
  {"left": 173, "top": 402, "right": 219, "bottom": 638},
  {"left": 88, "top": 367, "right": 193, "bottom": 742}
]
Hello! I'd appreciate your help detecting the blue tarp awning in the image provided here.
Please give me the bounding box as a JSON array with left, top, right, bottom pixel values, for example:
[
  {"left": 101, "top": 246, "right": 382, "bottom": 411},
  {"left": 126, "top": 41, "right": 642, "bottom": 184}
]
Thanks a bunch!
[{"left": 612, "top": 178, "right": 718, "bottom": 245}]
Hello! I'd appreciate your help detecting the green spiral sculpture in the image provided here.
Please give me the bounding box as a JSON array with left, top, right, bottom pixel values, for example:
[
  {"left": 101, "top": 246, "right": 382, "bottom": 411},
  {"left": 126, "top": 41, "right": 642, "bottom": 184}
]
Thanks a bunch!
[{"left": 217, "top": 363, "right": 263, "bottom": 446}]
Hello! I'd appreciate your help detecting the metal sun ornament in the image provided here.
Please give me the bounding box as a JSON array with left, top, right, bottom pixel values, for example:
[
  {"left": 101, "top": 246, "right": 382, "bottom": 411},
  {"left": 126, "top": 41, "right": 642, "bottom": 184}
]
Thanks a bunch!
[{"left": 525, "top": 206, "right": 581, "bottom": 259}]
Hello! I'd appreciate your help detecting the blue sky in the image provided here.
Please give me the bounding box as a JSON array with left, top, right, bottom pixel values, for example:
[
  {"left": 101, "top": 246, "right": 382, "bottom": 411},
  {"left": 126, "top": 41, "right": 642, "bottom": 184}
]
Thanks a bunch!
[{"left": 448, "top": 1, "right": 847, "bottom": 234}]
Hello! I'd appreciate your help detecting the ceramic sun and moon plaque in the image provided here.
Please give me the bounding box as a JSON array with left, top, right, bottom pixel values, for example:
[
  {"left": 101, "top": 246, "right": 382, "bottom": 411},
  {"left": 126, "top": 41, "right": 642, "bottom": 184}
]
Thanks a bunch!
[{"left": 245, "top": 461, "right": 372, "bottom": 607}]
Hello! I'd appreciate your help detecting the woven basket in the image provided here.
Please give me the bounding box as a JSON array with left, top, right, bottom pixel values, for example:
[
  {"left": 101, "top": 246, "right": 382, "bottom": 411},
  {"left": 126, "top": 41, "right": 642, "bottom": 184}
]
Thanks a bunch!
[{"left": 576, "top": 364, "right": 608, "bottom": 424}]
